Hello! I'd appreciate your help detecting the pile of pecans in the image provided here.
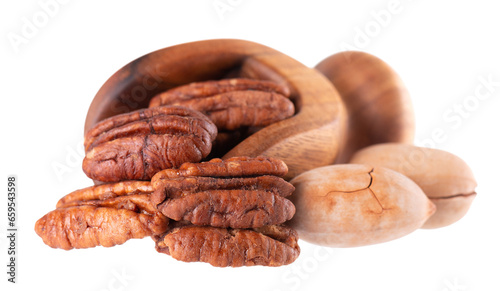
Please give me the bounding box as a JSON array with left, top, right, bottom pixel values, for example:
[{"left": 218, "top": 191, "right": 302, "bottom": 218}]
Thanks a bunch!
[
  {"left": 151, "top": 157, "right": 299, "bottom": 267},
  {"left": 35, "top": 78, "right": 300, "bottom": 267},
  {"left": 36, "top": 43, "right": 478, "bottom": 267}
]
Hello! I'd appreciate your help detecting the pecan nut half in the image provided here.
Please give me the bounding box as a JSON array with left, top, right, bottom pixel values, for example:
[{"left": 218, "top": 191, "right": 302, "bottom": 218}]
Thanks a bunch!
[
  {"left": 151, "top": 156, "right": 295, "bottom": 228},
  {"left": 154, "top": 223, "right": 300, "bottom": 267},
  {"left": 149, "top": 79, "right": 295, "bottom": 130},
  {"left": 83, "top": 106, "right": 217, "bottom": 182},
  {"left": 35, "top": 181, "right": 168, "bottom": 250},
  {"left": 152, "top": 156, "right": 289, "bottom": 180}
]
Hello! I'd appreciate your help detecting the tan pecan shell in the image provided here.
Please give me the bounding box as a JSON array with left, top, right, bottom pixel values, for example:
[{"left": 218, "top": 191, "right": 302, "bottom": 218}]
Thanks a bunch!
[
  {"left": 83, "top": 106, "right": 217, "bottom": 182},
  {"left": 154, "top": 223, "right": 300, "bottom": 267}
]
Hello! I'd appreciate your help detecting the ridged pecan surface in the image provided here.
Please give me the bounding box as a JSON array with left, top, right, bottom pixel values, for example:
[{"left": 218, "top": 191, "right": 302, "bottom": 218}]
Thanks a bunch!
[
  {"left": 83, "top": 106, "right": 217, "bottom": 182},
  {"left": 149, "top": 79, "right": 294, "bottom": 130},
  {"left": 154, "top": 223, "right": 300, "bottom": 267},
  {"left": 151, "top": 156, "right": 295, "bottom": 228},
  {"left": 35, "top": 181, "right": 168, "bottom": 250}
]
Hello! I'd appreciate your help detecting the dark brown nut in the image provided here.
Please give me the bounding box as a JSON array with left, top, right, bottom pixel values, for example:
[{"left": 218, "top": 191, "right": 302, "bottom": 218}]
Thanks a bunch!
[
  {"left": 56, "top": 181, "right": 154, "bottom": 208},
  {"left": 35, "top": 181, "right": 169, "bottom": 250},
  {"left": 154, "top": 223, "right": 300, "bottom": 267},
  {"left": 149, "top": 78, "right": 291, "bottom": 106},
  {"left": 82, "top": 106, "right": 217, "bottom": 182},
  {"left": 157, "top": 189, "right": 295, "bottom": 229},
  {"left": 152, "top": 175, "right": 295, "bottom": 200},
  {"left": 151, "top": 156, "right": 289, "bottom": 180},
  {"left": 149, "top": 79, "right": 294, "bottom": 131},
  {"left": 151, "top": 157, "right": 295, "bottom": 228}
]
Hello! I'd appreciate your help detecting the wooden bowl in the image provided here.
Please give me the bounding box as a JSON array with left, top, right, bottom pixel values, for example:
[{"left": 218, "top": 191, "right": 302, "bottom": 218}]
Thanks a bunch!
[{"left": 84, "top": 39, "right": 346, "bottom": 180}]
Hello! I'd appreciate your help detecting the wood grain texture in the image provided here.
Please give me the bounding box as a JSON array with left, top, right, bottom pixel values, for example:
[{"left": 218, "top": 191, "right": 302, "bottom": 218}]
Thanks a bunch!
[
  {"left": 315, "top": 51, "right": 415, "bottom": 163},
  {"left": 85, "top": 39, "right": 346, "bottom": 180}
]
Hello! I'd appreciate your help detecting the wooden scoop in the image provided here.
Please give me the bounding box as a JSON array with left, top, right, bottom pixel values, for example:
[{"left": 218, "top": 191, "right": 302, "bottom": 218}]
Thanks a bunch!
[{"left": 84, "top": 39, "right": 346, "bottom": 180}]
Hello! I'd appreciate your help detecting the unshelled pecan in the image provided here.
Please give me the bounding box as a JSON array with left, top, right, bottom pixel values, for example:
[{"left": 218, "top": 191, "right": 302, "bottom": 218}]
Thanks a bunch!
[
  {"left": 154, "top": 222, "right": 300, "bottom": 267},
  {"left": 148, "top": 79, "right": 295, "bottom": 130},
  {"left": 151, "top": 156, "right": 295, "bottom": 228},
  {"left": 35, "top": 181, "right": 168, "bottom": 250},
  {"left": 83, "top": 106, "right": 217, "bottom": 182}
]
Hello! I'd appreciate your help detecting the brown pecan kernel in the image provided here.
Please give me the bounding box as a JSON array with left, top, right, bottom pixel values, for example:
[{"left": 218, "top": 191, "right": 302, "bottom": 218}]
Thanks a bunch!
[
  {"left": 35, "top": 181, "right": 168, "bottom": 250},
  {"left": 82, "top": 106, "right": 217, "bottom": 182},
  {"left": 35, "top": 206, "right": 166, "bottom": 250},
  {"left": 154, "top": 224, "right": 300, "bottom": 267},
  {"left": 148, "top": 79, "right": 294, "bottom": 130},
  {"left": 56, "top": 181, "right": 153, "bottom": 208},
  {"left": 148, "top": 78, "right": 291, "bottom": 107},
  {"left": 152, "top": 175, "right": 295, "bottom": 201},
  {"left": 150, "top": 157, "right": 295, "bottom": 228},
  {"left": 151, "top": 156, "right": 289, "bottom": 181},
  {"left": 157, "top": 189, "right": 295, "bottom": 228}
]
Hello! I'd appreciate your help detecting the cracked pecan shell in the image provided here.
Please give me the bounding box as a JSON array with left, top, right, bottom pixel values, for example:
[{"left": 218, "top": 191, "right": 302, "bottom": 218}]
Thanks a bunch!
[
  {"left": 148, "top": 79, "right": 294, "bottom": 130},
  {"left": 150, "top": 156, "right": 295, "bottom": 228},
  {"left": 154, "top": 223, "right": 300, "bottom": 267},
  {"left": 83, "top": 106, "right": 217, "bottom": 182},
  {"left": 35, "top": 181, "right": 168, "bottom": 250}
]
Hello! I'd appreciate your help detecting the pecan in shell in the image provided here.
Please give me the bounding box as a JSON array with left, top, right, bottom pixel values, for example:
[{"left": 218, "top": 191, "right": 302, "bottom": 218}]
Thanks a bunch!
[{"left": 83, "top": 106, "right": 217, "bottom": 182}]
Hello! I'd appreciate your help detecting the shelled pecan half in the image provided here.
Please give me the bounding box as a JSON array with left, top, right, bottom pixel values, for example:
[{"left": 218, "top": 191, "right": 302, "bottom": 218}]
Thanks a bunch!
[
  {"left": 154, "top": 222, "right": 300, "bottom": 267},
  {"left": 35, "top": 181, "right": 168, "bottom": 250},
  {"left": 150, "top": 156, "right": 299, "bottom": 267},
  {"left": 148, "top": 79, "right": 295, "bottom": 131},
  {"left": 151, "top": 156, "right": 295, "bottom": 228},
  {"left": 83, "top": 106, "right": 217, "bottom": 182}
]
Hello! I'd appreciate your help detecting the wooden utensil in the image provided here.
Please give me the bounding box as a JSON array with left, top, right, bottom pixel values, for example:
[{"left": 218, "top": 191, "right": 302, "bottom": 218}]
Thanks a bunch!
[{"left": 85, "top": 39, "right": 346, "bottom": 180}]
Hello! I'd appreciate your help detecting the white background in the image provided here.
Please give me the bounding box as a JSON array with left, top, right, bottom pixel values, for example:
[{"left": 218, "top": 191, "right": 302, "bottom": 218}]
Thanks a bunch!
[{"left": 1, "top": 1, "right": 499, "bottom": 290}]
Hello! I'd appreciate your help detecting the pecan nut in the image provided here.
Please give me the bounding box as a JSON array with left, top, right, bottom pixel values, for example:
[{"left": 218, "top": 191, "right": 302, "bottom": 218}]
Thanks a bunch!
[
  {"left": 35, "top": 181, "right": 168, "bottom": 250},
  {"left": 148, "top": 79, "right": 295, "bottom": 130},
  {"left": 151, "top": 156, "right": 295, "bottom": 228},
  {"left": 154, "top": 223, "right": 300, "bottom": 267},
  {"left": 83, "top": 106, "right": 217, "bottom": 182},
  {"left": 152, "top": 156, "right": 289, "bottom": 180}
]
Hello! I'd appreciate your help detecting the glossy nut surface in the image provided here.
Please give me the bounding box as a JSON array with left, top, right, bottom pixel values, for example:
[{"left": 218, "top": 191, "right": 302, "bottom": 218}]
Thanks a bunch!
[
  {"left": 315, "top": 51, "right": 415, "bottom": 163},
  {"left": 287, "top": 164, "right": 435, "bottom": 247},
  {"left": 350, "top": 143, "right": 477, "bottom": 228}
]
